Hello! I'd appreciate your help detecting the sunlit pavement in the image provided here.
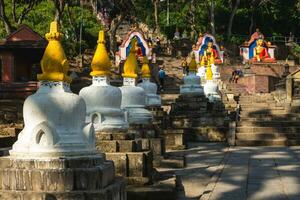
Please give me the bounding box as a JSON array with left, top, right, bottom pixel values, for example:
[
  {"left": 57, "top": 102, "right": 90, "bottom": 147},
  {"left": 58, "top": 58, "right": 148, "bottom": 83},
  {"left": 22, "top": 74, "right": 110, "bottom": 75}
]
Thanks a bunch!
[{"left": 202, "top": 146, "right": 300, "bottom": 200}]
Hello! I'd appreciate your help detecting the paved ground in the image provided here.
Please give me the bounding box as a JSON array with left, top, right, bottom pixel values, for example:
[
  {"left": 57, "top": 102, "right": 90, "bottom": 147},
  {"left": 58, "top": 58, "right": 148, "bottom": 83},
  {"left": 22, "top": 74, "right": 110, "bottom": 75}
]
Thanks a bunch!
[
  {"left": 201, "top": 146, "right": 300, "bottom": 200},
  {"left": 157, "top": 143, "right": 300, "bottom": 200}
]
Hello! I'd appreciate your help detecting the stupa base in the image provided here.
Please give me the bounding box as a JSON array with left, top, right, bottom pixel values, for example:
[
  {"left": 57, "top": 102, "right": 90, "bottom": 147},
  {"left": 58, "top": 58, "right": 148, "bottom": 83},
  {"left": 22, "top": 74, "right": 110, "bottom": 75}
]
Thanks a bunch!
[{"left": 0, "top": 155, "right": 126, "bottom": 200}]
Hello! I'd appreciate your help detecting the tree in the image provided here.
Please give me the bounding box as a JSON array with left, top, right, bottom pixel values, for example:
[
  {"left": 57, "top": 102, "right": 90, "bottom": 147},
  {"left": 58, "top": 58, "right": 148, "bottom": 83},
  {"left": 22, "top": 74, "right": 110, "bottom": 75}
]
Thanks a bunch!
[
  {"left": 152, "top": 0, "right": 159, "bottom": 34},
  {"left": 88, "top": 0, "right": 136, "bottom": 56},
  {"left": 227, "top": 0, "right": 240, "bottom": 39},
  {"left": 0, "top": 0, "right": 40, "bottom": 34},
  {"left": 205, "top": 0, "right": 216, "bottom": 35}
]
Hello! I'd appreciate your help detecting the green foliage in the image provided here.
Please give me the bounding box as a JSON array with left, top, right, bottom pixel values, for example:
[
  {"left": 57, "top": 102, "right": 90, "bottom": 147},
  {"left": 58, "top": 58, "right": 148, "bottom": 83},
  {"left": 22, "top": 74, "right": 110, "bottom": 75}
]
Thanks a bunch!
[
  {"left": 295, "top": 45, "right": 300, "bottom": 53},
  {"left": 0, "top": 0, "right": 101, "bottom": 56}
]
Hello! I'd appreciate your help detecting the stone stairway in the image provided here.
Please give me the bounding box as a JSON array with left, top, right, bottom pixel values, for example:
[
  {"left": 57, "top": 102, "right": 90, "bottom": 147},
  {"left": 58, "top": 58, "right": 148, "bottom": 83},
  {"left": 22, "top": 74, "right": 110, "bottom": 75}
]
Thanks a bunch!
[{"left": 236, "top": 93, "right": 300, "bottom": 146}]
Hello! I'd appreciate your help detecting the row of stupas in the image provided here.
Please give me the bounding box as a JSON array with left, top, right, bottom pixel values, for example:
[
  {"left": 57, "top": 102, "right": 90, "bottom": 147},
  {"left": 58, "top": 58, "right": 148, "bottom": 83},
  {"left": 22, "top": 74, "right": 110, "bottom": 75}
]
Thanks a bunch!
[
  {"left": 0, "top": 20, "right": 163, "bottom": 199},
  {"left": 180, "top": 53, "right": 221, "bottom": 102}
]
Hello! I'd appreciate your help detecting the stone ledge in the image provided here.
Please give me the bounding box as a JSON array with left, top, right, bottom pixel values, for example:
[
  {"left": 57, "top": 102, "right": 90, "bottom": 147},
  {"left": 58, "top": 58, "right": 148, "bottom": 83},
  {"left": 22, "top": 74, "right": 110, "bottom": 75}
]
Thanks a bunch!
[
  {"left": 0, "top": 177, "right": 126, "bottom": 200},
  {"left": 106, "top": 151, "right": 153, "bottom": 185},
  {"left": 0, "top": 156, "right": 118, "bottom": 192}
]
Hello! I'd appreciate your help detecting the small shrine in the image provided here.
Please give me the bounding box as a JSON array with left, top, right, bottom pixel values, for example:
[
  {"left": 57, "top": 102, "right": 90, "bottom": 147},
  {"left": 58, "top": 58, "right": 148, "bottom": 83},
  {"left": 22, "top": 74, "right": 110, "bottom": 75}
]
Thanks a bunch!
[
  {"left": 240, "top": 28, "right": 276, "bottom": 64},
  {"left": 0, "top": 25, "right": 47, "bottom": 99},
  {"left": 115, "top": 29, "right": 152, "bottom": 65},
  {"left": 193, "top": 33, "right": 224, "bottom": 65}
]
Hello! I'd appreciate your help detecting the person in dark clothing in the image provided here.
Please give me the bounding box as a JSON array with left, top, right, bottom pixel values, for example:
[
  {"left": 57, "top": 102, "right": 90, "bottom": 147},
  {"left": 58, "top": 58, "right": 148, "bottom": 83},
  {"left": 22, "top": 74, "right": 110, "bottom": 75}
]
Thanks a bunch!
[{"left": 158, "top": 67, "right": 166, "bottom": 91}]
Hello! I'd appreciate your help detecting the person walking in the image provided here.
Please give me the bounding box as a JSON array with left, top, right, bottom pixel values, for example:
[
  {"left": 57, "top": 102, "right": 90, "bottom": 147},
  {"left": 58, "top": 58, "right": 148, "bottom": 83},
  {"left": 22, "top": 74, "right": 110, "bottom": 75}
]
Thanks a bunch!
[{"left": 158, "top": 67, "right": 166, "bottom": 91}]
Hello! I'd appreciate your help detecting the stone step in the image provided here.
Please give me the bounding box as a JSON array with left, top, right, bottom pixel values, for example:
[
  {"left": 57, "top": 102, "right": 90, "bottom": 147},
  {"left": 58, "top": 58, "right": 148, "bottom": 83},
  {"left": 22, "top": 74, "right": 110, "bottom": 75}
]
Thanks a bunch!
[
  {"left": 237, "top": 120, "right": 300, "bottom": 127},
  {"left": 240, "top": 103, "right": 281, "bottom": 107},
  {"left": 240, "top": 110, "right": 289, "bottom": 117},
  {"left": 237, "top": 126, "right": 300, "bottom": 134},
  {"left": 240, "top": 117, "right": 300, "bottom": 122},
  {"left": 159, "top": 156, "right": 186, "bottom": 168},
  {"left": 240, "top": 107, "right": 285, "bottom": 112},
  {"left": 236, "top": 133, "right": 300, "bottom": 140},
  {"left": 126, "top": 183, "right": 176, "bottom": 200},
  {"left": 236, "top": 139, "right": 300, "bottom": 146}
]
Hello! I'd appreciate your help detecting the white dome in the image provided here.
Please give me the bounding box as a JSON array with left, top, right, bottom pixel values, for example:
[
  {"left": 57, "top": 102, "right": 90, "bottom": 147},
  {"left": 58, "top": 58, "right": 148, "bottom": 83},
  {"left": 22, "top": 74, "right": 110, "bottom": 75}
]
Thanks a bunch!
[
  {"left": 180, "top": 73, "right": 204, "bottom": 95},
  {"left": 10, "top": 81, "right": 96, "bottom": 158},
  {"left": 120, "top": 85, "right": 152, "bottom": 124},
  {"left": 79, "top": 78, "right": 129, "bottom": 132},
  {"left": 137, "top": 78, "right": 161, "bottom": 106},
  {"left": 204, "top": 80, "right": 221, "bottom": 102}
]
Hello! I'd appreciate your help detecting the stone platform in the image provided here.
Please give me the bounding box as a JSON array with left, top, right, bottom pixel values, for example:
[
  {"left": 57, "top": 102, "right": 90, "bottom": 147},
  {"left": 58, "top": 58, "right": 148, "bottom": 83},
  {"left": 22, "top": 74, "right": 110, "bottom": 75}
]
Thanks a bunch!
[
  {"left": 95, "top": 129, "right": 164, "bottom": 185},
  {"left": 0, "top": 155, "right": 126, "bottom": 200},
  {"left": 167, "top": 94, "right": 228, "bottom": 149}
]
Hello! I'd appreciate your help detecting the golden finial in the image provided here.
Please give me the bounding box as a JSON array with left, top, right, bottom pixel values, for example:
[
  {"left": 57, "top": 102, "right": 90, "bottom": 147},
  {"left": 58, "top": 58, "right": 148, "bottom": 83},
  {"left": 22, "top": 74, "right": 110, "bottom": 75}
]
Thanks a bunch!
[
  {"left": 189, "top": 54, "right": 197, "bottom": 72},
  {"left": 206, "top": 62, "right": 213, "bottom": 81},
  {"left": 90, "top": 30, "right": 111, "bottom": 76},
  {"left": 141, "top": 57, "right": 151, "bottom": 78},
  {"left": 122, "top": 38, "right": 138, "bottom": 78},
  {"left": 38, "top": 21, "right": 71, "bottom": 83}
]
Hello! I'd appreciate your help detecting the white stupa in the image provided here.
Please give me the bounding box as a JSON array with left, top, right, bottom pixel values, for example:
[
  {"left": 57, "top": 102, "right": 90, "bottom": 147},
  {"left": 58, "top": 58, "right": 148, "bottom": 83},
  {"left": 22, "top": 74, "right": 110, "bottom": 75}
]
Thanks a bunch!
[
  {"left": 137, "top": 57, "right": 161, "bottom": 107},
  {"left": 10, "top": 21, "right": 96, "bottom": 157},
  {"left": 79, "top": 31, "right": 128, "bottom": 132},
  {"left": 211, "top": 63, "right": 221, "bottom": 79},
  {"left": 197, "top": 65, "right": 206, "bottom": 81},
  {"left": 180, "top": 54, "right": 204, "bottom": 95},
  {"left": 203, "top": 65, "right": 221, "bottom": 102},
  {"left": 120, "top": 38, "right": 153, "bottom": 124}
]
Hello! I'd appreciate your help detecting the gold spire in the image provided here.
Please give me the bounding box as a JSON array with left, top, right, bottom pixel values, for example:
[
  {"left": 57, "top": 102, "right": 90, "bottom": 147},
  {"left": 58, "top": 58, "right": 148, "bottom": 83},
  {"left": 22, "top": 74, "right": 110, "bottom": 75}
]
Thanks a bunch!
[
  {"left": 189, "top": 54, "right": 197, "bottom": 72},
  {"left": 38, "top": 21, "right": 71, "bottom": 83},
  {"left": 90, "top": 30, "right": 111, "bottom": 76},
  {"left": 141, "top": 57, "right": 151, "bottom": 78},
  {"left": 122, "top": 38, "right": 138, "bottom": 78},
  {"left": 206, "top": 62, "right": 213, "bottom": 81}
]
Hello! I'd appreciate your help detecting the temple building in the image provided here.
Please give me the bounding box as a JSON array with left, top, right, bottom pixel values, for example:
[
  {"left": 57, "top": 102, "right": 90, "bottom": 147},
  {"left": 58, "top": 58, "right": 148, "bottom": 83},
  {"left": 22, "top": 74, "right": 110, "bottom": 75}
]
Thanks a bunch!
[{"left": 0, "top": 25, "right": 47, "bottom": 98}]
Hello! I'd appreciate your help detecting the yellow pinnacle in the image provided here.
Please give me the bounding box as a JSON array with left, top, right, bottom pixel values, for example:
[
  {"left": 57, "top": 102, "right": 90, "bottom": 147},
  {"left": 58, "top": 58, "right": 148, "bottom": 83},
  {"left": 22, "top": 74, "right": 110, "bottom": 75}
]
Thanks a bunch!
[
  {"left": 189, "top": 54, "right": 197, "bottom": 72},
  {"left": 206, "top": 63, "right": 213, "bottom": 81},
  {"left": 141, "top": 57, "right": 151, "bottom": 78},
  {"left": 122, "top": 38, "right": 138, "bottom": 78},
  {"left": 38, "top": 21, "right": 71, "bottom": 83},
  {"left": 90, "top": 30, "right": 111, "bottom": 76}
]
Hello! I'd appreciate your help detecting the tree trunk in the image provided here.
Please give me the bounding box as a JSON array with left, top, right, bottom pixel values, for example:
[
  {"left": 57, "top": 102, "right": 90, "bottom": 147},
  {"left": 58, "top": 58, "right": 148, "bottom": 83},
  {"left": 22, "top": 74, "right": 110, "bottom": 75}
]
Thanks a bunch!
[
  {"left": 53, "top": 0, "right": 65, "bottom": 26},
  {"left": 249, "top": 6, "right": 255, "bottom": 36},
  {"left": 210, "top": 0, "right": 216, "bottom": 35},
  {"left": 153, "top": 0, "right": 159, "bottom": 34},
  {"left": 108, "top": 14, "right": 124, "bottom": 57},
  {"left": 0, "top": 0, "right": 13, "bottom": 34},
  {"left": 227, "top": 0, "right": 240, "bottom": 40}
]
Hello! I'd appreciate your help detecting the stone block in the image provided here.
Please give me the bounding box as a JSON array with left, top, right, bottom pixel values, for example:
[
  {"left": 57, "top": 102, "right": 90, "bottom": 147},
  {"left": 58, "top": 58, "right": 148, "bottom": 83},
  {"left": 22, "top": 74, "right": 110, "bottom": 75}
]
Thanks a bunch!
[
  {"left": 126, "top": 177, "right": 151, "bottom": 185},
  {"left": 96, "top": 132, "right": 112, "bottom": 140},
  {"left": 98, "top": 161, "right": 115, "bottom": 188},
  {"left": 31, "top": 170, "right": 44, "bottom": 191},
  {"left": 45, "top": 169, "right": 74, "bottom": 191},
  {"left": 141, "top": 139, "right": 150, "bottom": 151},
  {"left": 112, "top": 133, "right": 129, "bottom": 140},
  {"left": 106, "top": 153, "right": 127, "bottom": 177},
  {"left": 118, "top": 140, "right": 136, "bottom": 152},
  {"left": 0, "top": 156, "right": 126, "bottom": 199},
  {"left": 96, "top": 141, "right": 118, "bottom": 153},
  {"left": 149, "top": 138, "right": 165, "bottom": 156},
  {"left": 127, "top": 153, "right": 146, "bottom": 177}
]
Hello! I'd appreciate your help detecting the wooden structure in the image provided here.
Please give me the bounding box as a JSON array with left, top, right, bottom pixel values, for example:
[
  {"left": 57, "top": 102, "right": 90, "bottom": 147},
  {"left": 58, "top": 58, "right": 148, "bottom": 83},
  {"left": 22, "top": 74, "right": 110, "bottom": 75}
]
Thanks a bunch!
[{"left": 0, "top": 25, "right": 47, "bottom": 98}]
